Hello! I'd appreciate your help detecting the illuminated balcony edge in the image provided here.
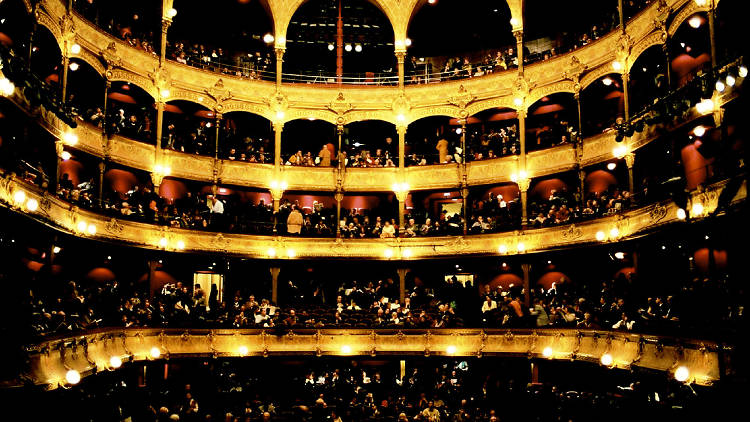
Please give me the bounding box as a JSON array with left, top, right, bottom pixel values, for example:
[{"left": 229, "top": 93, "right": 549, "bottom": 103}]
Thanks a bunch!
[
  {"left": 27, "top": 327, "right": 725, "bottom": 390},
  {"left": 1, "top": 176, "right": 745, "bottom": 259},
  {"left": 33, "top": 0, "right": 696, "bottom": 125}
]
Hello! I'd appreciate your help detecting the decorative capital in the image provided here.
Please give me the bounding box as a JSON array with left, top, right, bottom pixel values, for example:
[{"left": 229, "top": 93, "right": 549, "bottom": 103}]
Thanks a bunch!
[
  {"left": 328, "top": 92, "right": 353, "bottom": 117},
  {"left": 151, "top": 172, "right": 165, "bottom": 187},
  {"left": 517, "top": 177, "right": 531, "bottom": 192},
  {"left": 448, "top": 85, "right": 476, "bottom": 110},
  {"left": 206, "top": 79, "right": 232, "bottom": 111},
  {"left": 101, "top": 42, "right": 122, "bottom": 69},
  {"left": 513, "top": 30, "right": 523, "bottom": 43},
  {"left": 624, "top": 153, "right": 635, "bottom": 169},
  {"left": 275, "top": 48, "right": 285, "bottom": 61},
  {"left": 161, "top": 19, "right": 172, "bottom": 34}
]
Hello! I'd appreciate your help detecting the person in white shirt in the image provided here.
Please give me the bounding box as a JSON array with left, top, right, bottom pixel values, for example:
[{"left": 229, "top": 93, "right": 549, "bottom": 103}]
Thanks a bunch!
[
  {"left": 612, "top": 312, "right": 635, "bottom": 330},
  {"left": 481, "top": 296, "right": 497, "bottom": 313},
  {"left": 209, "top": 195, "right": 224, "bottom": 214}
]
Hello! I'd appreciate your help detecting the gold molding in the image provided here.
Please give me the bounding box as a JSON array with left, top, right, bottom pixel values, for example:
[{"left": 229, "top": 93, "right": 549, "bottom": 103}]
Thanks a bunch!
[{"left": 27, "top": 327, "right": 724, "bottom": 389}]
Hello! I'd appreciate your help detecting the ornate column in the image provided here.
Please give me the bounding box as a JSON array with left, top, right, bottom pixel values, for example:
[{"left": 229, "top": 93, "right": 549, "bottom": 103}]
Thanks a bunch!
[
  {"left": 61, "top": 46, "right": 70, "bottom": 104},
  {"left": 625, "top": 152, "right": 635, "bottom": 194},
  {"left": 514, "top": 30, "right": 524, "bottom": 73},
  {"left": 461, "top": 186, "right": 469, "bottom": 235},
  {"left": 618, "top": 0, "right": 625, "bottom": 30},
  {"left": 269, "top": 181, "right": 286, "bottom": 234},
  {"left": 393, "top": 186, "right": 409, "bottom": 237},
  {"left": 708, "top": 0, "right": 717, "bottom": 68},
  {"left": 270, "top": 266, "right": 280, "bottom": 304},
  {"left": 622, "top": 71, "right": 630, "bottom": 121},
  {"left": 155, "top": 99, "right": 165, "bottom": 154},
  {"left": 521, "top": 263, "right": 531, "bottom": 308},
  {"left": 397, "top": 268, "right": 408, "bottom": 303},
  {"left": 578, "top": 168, "right": 586, "bottom": 207},
  {"left": 518, "top": 109, "right": 527, "bottom": 169},
  {"left": 518, "top": 176, "right": 531, "bottom": 227},
  {"left": 273, "top": 122, "right": 283, "bottom": 170},
  {"left": 662, "top": 35, "right": 672, "bottom": 89},
  {"left": 54, "top": 140, "right": 64, "bottom": 192},
  {"left": 213, "top": 112, "right": 222, "bottom": 159},
  {"left": 397, "top": 124, "right": 407, "bottom": 170},
  {"left": 396, "top": 51, "right": 406, "bottom": 90},
  {"left": 575, "top": 92, "right": 583, "bottom": 140},
  {"left": 98, "top": 161, "right": 105, "bottom": 207},
  {"left": 275, "top": 47, "right": 285, "bottom": 88},
  {"left": 335, "top": 190, "right": 344, "bottom": 238},
  {"left": 160, "top": 0, "right": 176, "bottom": 66}
]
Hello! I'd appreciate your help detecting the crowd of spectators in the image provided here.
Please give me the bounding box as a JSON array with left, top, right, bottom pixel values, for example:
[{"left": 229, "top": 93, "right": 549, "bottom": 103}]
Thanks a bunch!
[
  {"left": 528, "top": 188, "right": 635, "bottom": 228},
  {"left": 49, "top": 354, "right": 707, "bottom": 422}
]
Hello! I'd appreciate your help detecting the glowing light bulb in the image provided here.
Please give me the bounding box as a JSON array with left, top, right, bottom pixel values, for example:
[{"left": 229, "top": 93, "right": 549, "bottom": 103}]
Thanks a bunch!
[
  {"left": 693, "top": 126, "right": 706, "bottom": 137},
  {"left": 176, "top": 240, "right": 185, "bottom": 250},
  {"left": 53, "top": 246, "right": 61, "bottom": 254},
  {"left": 596, "top": 231, "right": 605, "bottom": 241},
  {"left": 160, "top": 88, "right": 170, "bottom": 99},
  {"left": 738, "top": 66, "right": 748, "bottom": 78},
  {"left": 267, "top": 247, "right": 277, "bottom": 257},
  {"left": 513, "top": 97, "right": 523, "bottom": 107},
  {"left": 109, "top": 356, "right": 122, "bottom": 368},
  {"left": 345, "top": 44, "right": 353, "bottom": 52},
  {"left": 340, "top": 345, "right": 352, "bottom": 354},
  {"left": 63, "top": 132, "right": 78, "bottom": 145},
  {"left": 676, "top": 208, "right": 687, "bottom": 220},
  {"left": 607, "top": 162, "right": 616, "bottom": 171},
  {"left": 612, "top": 61, "right": 623, "bottom": 71},
  {"left": 602, "top": 77, "right": 613, "bottom": 86},
  {"left": 0, "top": 77, "right": 15, "bottom": 96},
  {"left": 600, "top": 353, "right": 613, "bottom": 366},
  {"left": 542, "top": 347, "right": 553, "bottom": 358},
  {"left": 166, "top": 8, "right": 177, "bottom": 18},
  {"left": 446, "top": 345, "right": 457, "bottom": 355},
  {"left": 688, "top": 16, "right": 701, "bottom": 29},
  {"left": 498, "top": 244, "right": 508, "bottom": 254},
  {"left": 328, "top": 44, "right": 334, "bottom": 51},
  {"left": 12, "top": 190, "right": 26, "bottom": 204},
  {"left": 159, "top": 237, "right": 168, "bottom": 248},
  {"left": 726, "top": 75, "right": 736, "bottom": 87},
  {"left": 715, "top": 80, "right": 725, "bottom": 93},
  {"left": 65, "top": 369, "right": 81, "bottom": 385},
  {"left": 287, "top": 249, "right": 296, "bottom": 258},
  {"left": 674, "top": 366, "right": 690, "bottom": 382},
  {"left": 70, "top": 43, "right": 81, "bottom": 54},
  {"left": 696, "top": 99, "right": 714, "bottom": 115},
  {"left": 263, "top": 33, "right": 274, "bottom": 44},
  {"left": 61, "top": 151, "right": 72, "bottom": 161},
  {"left": 402, "top": 248, "right": 412, "bottom": 258},
  {"left": 69, "top": 62, "right": 79, "bottom": 71},
  {"left": 77, "top": 221, "right": 88, "bottom": 232},
  {"left": 614, "top": 252, "right": 625, "bottom": 260},
  {"left": 516, "top": 242, "right": 526, "bottom": 252},
  {"left": 150, "top": 347, "right": 161, "bottom": 358},
  {"left": 691, "top": 202, "right": 704, "bottom": 216},
  {"left": 238, "top": 345, "right": 249, "bottom": 356},
  {"left": 26, "top": 198, "right": 39, "bottom": 212},
  {"left": 384, "top": 249, "right": 394, "bottom": 259},
  {"left": 87, "top": 224, "right": 97, "bottom": 235},
  {"left": 609, "top": 227, "right": 619, "bottom": 238}
]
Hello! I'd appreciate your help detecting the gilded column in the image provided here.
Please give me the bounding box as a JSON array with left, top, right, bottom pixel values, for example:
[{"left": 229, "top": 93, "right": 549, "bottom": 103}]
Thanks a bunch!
[
  {"left": 514, "top": 30, "right": 524, "bottom": 73},
  {"left": 575, "top": 92, "right": 583, "bottom": 140},
  {"left": 213, "top": 112, "right": 222, "bottom": 159},
  {"left": 578, "top": 169, "right": 586, "bottom": 207},
  {"left": 617, "top": 0, "right": 625, "bottom": 31},
  {"left": 625, "top": 152, "right": 635, "bottom": 194},
  {"left": 61, "top": 46, "right": 70, "bottom": 104},
  {"left": 461, "top": 186, "right": 469, "bottom": 236},
  {"left": 622, "top": 71, "right": 630, "bottom": 121},
  {"left": 335, "top": 191, "right": 344, "bottom": 238},
  {"left": 518, "top": 109, "right": 527, "bottom": 171},
  {"left": 270, "top": 267, "right": 280, "bottom": 304},
  {"left": 396, "top": 51, "right": 406, "bottom": 91},
  {"left": 708, "top": 0, "right": 717, "bottom": 68},
  {"left": 159, "top": 0, "right": 175, "bottom": 67},
  {"left": 518, "top": 177, "right": 530, "bottom": 228},
  {"left": 275, "top": 47, "right": 285, "bottom": 88},
  {"left": 397, "top": 125, "right": 406, "bottom": 170},
  {"left": 98, "top": 161, "right": 105, "bottom": 208},
  {"left": 394, "top": 189, "right": 408, "bottom": 237},
  {"left": 521, "top": 263, "right": 531, "bottom": 308},
  {"left": 397, "top": 268, "right": 408, "bottom": 303},
  {"left": 155, "top": 100, "right": 165, "bottom": 155},
  {"left": 273, "top": 122, "right": 283, "bottom": 171}
]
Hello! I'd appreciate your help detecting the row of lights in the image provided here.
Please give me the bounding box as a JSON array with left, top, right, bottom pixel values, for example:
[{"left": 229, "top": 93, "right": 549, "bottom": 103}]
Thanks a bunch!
[
  {"left": 327, "top": 44, "right": 365, "bottom": 52},
  {"left": 595, "top": 227, "right": 621, "bottom": 242},
  {"left": 64, "top": 346, "right": 163, "bottom": 385},
  {"left": 266, "top": 247, "right": 296, "bottom": 258},
  {"left": 158, "top": 237, "right": 186, "bottom": 250},
  {"left": 497, "top": 243, "right": 525, "bottom": 254},
  {"left": 12, "top": 190, "right": 39, "bottom": 212}
]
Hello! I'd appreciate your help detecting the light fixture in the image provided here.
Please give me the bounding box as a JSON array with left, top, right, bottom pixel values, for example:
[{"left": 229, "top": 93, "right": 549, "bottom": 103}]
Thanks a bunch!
[
  {"left": 65, "top": 369, "right": 81, "bottom": 385},
  {"left": 154, "top": 164, "right": 171, "bottom": 176},
  {"left": 693, "top": 126, "right": 706, "bottom": 137},
  {"left": 166, "top": 8, "right": 178, "bottom": 18},
  {"left": 596, "top": 231, "right": 606, "bottom": 241},
  {"left": 695, "top": 99, "right": 714, "bottom": 115},
  {"left": 510, "top": 17, "right": 519, "bottom": 26},
  {"left": 176, "top": 240, "right": 185, "bottom": 250},
  {"left": 340, "top": 345, "right": 352, "bottom": 354},
  {"left": 269, "top": 180, "right": 288, "bottom": 191},
  {"left": 77, "top": 221, "right": 88, "bottom": 232},
  {"left": 70, "top": 43, "right": 81, "bottom": 54},
  {"left": 327, "top": 44, "right": 334, "bottom": 51},
  {"left": 0, "top": 77, "right": 15, "bottom": 96},
  {"left": 63, "top": 132, "right": 78, "bottom": 146},
  {"left": 354, "top": 44, "right": 363, "bottom": 52},
  {"left": 12, "top": 190, "right": 26, "bottom": 205},
  {"left": 724, "top": 75, "right": 735, "bottom": 88},
  {"left": 691, "top": 202, "right": 704, "bottom": 216},
  {"left": 53, "top": 246, "right": 61, "bottom": 254},
  {"left": 404, "top": 38, "right": 411, "bottom": 47},
  {"left": 607, "top": 162, "right": 616, "bottom": 171},
  {"left": 238, "top": 345, "right": 249, "bottom": 356},
  {"left": 61, "top": 149, "right": 71, "bottom": 160},
  {"left": 109, "top": 356, "right": 122, "bottom": 369},
  {"left": 446, "top": 345, "right": 457, "bottom": 355},
  {"left": 455, "top": 128, "right": 462, "bottom": 135},
  {"left": 542, "top": 347, "right": 553, "bottom": 358},
  {"left": 612, "top": 61, "right": 623, "bottom": 71},
  {"left": 384, "top": 248, "right": 394, "bottom": 259},
  {"left": 694, "top": 0, "right": 707, "bottom": 6},
  {"left": 613, "top": 145, "right": 627, "bottom": 158},
  {"left": 402, "top": 248, "right": 412, "bottom": 258},
  {"left": 676, "top": 208, "right": 687, "bottom": 220},
  {"left": 392, "top": 182, "right": 410, "bottom": 194},
  {"left": 267, "top": 247, "right": 277, "bottom": 257},
  {"left": 614, "top": 252, "right": 625, "bottom": 260},
  {"left": 26, "top": 198, "right": 39, "bottom": 212},
  {"left": 159, "top": 237, "right": 168, "bottom": 248},
  {"left": 149, "top": 347, "right": 161, "bottom": 359},
  {"left": 345, "top": 44, "right": 353, "bottom": 52},
  {"left": 715, "top": 80, "right": 725, "bottom": 93},
  {"left": 600, "top": 353, "right": 614, "bottom": 366},
  {"left": 397, "top": 114, "right": 405, "bottom": 122},
  {"left": 516, "top": 242, "right": 526, "bottom": 253},
  {"left": 428, "top": 0, "right": 437, "bottom": 4},
  {"left": 68, "top": 62, "right": 79, "bottom": 71},
  {"left": 688, "top": 16, "right": 702, "bottom": 29},
  {"left": 498, "top": 244, "right": 508, "bottom": 254},
  {"left": 160, "top": 88, "right": 170, "bottom": 99},
  {"left": 739, "top": 66, "right": 748, "bottom": 78},
  {"left": 609, "top": 227, "right": 619, "bottom": 238},
  {"left": 602, "top": 77, "right": 613, "bottom": 86},
  {"left": 287, "top": 249, "right": 296, "bottom": 258},
  {"left": 513, "top": 97, "right": 523, "bottom": 107},
  {"left": 263, "top": 33, "right": 274, "bottom": 44},
  {"left": 674, "top": 366, "right": 690, "bottom": 382},
  {"left": 275, "top": 110, "right": 285, "bottom": 120},
  {"left": 87, "top": 224, "right": 97, "bottom": 235}
]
